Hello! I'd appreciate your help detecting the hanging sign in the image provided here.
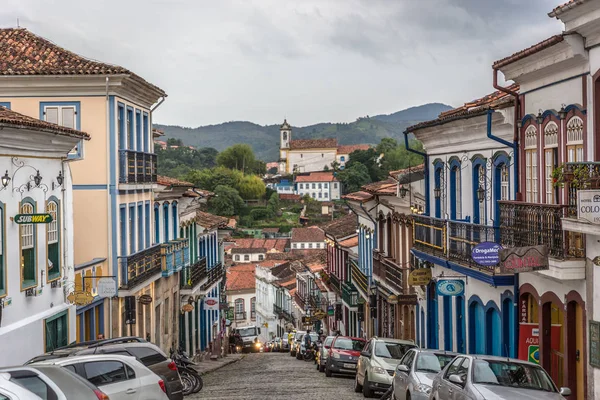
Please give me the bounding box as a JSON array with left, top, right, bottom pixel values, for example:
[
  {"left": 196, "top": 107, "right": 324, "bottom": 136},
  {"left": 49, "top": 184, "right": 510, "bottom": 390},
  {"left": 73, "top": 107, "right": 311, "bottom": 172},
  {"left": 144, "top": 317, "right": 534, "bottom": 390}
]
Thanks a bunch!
[
  {"left": 436, "top": 279, "right": 464, "bottom": 296},
  {"left": 327, "top": 305, "right": 334, "bottom": 316},
  {"left": 471, "top": 242, "right": 502, "bottom": 266},
  {"left": 205, "top": 297, "right": 219, "bottom": 310},
  {"left": 498, "top": 245, "right": 549, "bottom": 274},
  {"left": 181, "top": 304, "right": 194, "bottom": 313},
  {"left": 577, "top": 190, "right": 600, "bottom": 224},
  {"left": 313, "top": 310, "right": 326, "bottom": 320},
  {"left": 67, "top": 290, "right": 94, "bottom": 306},
  {"left": 14, "top": 213, "right": 53, "bottom": 224},
  {"left": 408, "top": 269, "right": 432, "bottom": 286},
  {"left": 97, "top": 277, "right": 116, "bottom": 298},
  {"left": 396, "top": 294, "right": 418, "bottom": 305},
  {"left": 138, "top": 294, "right": 153, "bottom": 305}
]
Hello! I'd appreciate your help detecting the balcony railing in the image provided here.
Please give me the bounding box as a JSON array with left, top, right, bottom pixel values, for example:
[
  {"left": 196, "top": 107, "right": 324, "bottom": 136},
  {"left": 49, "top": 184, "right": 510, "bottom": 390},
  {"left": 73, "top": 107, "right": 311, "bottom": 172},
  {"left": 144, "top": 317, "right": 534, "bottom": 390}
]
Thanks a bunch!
[
  {"left": 118, "top": 244, "right": 162, "bottom": 289},
  {"left": 181, "top": 257, "right": 207, "bottom": 289},
  {"left": 294, "top": 291, "right": 306, "bottom": 310},
  {"left": 161, "top": 238, "right": 190, "bottom": 277},
  {"left": 342, "top": 281, "right": 359, "bottom": 307},
  {"left": 350, "top": 258, "right": 368, "bottom": 294},
  {"left": 201, "top": 262, "right": 224, "bottom": 291},
  {"left": 235, "top": 311, "right": 247, "bottom": 320},
  {"left": 499, "top": 201, "right": 584, "bottom": 259},
  {"left": 382, "top": 257, "right": 403, "bottom": 294},
  {"left": 328, "top": 272, "right": 341, "bottom": 293},
  {"left": 119, "top": 150, "right": 157, "bottom": 184}
]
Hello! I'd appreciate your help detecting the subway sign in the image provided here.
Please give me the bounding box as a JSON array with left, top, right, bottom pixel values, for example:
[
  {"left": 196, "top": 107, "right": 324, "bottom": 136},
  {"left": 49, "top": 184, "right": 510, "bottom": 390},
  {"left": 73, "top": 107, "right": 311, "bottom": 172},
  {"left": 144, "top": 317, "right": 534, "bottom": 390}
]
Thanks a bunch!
[{"left": 14, "top": 213, "right": 53, "bottom": 224}]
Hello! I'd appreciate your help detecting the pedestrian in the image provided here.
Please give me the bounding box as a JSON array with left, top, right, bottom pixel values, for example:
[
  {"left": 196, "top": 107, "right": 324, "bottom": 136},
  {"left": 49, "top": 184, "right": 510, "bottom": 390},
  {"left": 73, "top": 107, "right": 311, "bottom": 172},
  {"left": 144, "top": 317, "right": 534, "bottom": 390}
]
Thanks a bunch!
[
  {"left": 97, "top": 333, "right": 105, "bottom": 340},
  {"left": 229, "top": 330, "right": 236, "bottom": 354}
]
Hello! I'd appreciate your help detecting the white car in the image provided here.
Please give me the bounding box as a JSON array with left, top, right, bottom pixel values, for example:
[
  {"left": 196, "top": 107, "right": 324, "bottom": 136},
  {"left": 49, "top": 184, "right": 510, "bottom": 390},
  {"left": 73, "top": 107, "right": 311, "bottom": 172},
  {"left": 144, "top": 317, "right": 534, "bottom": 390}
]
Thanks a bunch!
[
  {"left": 32, "top": 354, "right": 169, "bottom": 400},
  {"left": 0, "top": 372, "right": 43, "bottom": 400}
]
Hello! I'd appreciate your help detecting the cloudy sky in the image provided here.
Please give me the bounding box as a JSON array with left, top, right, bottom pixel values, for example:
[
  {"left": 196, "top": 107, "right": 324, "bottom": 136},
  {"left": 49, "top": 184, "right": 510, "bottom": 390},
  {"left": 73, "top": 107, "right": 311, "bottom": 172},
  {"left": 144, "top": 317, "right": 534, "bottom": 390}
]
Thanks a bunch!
[{"left": 1, "top": 0, "right": 562, "bottom": 127}]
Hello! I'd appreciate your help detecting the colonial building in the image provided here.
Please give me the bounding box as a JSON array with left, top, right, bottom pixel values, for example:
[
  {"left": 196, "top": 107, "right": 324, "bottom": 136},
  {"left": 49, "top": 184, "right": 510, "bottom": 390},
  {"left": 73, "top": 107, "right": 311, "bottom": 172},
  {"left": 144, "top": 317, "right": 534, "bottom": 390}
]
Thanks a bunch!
[
  {"left": 296, "top": 172, "right": 341, "bottom": 201},
  {"left": 226, "top": 264, "right": 256, "bottom": 329},
  {"left": 0, "top": 107, "right": 89, "bottom": 365},
  {"left": 291, "top": 227, "right": 325, "bottom": 250},
  {"left": 278, "top": 120, "right": 369, "bottom": 174}
]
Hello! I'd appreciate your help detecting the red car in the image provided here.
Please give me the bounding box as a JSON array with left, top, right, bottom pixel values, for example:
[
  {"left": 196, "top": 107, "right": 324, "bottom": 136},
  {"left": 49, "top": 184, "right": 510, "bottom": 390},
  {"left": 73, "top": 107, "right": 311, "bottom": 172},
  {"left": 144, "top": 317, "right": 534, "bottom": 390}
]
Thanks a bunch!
[{"left": 324, "top": 336, "right": 367, "bottom": 377}]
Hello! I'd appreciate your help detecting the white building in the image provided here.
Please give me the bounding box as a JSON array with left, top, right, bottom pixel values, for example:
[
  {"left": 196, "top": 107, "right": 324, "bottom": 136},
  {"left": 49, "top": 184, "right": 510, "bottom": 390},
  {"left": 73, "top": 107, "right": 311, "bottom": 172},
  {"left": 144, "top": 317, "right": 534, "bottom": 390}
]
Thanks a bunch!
[
  {"left": 0, "top": 107, "right": 89, "bottom": 365},
  {"left": 254, "top": 264, "right": 278, "bottom": 342},
  {"left": 231, "top": 248, "right": 266, "bottom": 263},
  {"left": 291, "top": 227, "right": 326, "bottom": 250},
  {"left": 226, "top": 264, "right": 256, "bottom": 328},
  {"left": 296, "top": 172, "right": 341, "bottom": 201}
]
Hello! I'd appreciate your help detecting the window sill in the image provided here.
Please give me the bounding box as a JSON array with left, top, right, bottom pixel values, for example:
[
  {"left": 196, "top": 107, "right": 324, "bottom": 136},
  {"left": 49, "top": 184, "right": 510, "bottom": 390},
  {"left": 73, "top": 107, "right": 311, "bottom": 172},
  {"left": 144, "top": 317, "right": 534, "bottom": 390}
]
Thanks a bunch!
[
  {"left": 47, "top": 275, "right": 61, "bottom": 283},
  {"left": 21, "top": 281, "right": 37, "bottom": 291}
]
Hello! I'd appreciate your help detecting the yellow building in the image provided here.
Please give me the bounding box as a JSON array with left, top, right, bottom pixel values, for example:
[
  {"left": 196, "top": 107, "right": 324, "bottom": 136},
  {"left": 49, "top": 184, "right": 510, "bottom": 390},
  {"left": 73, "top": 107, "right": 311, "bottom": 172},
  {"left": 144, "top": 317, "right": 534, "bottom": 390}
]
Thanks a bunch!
[{"left": 0, "top": 28, "right": 188, "bottom": 343}]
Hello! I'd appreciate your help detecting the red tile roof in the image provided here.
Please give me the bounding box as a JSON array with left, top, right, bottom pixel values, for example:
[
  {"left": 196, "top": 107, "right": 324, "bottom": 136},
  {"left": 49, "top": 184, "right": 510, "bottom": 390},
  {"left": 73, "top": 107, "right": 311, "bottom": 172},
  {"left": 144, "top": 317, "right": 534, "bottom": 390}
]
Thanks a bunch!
[
  {"left": 195, "top": 211, "right": 228, "bottom": 230},
  {"left": 362, "top": 178, "right": 397, "bottom": 195},
  {"left": 339, "top": 237, "right": 359, "bottom": 247},
  {"left": 229, "top": 238, "right": 289, "bottom": 252},
  {"left": 226, "top": 265, "right": 255, "bottom": 291},
  {"left": 315, "top": 279, "right": 327, "bottom": 292},
  {"left": 548, "top": 0, "right": 588, "bottom": 16},
  {"left": 289, "top": 138, "right": 338, "bottom": 150},
  {"left": 231, "top": 247, "right": 266, "bottom": 254},
  {"left": 0, "top": 28, "right": 165, "bottom": 96},
  {"left": 307, "top": 262, "right": 325, "bottom": 273},
  {"left": 291, "top": 226, "right": 325, "bottom": 243},
  {"left": 337, "top": 144, "right": 371, "bottom": 154},
  {"left": 280, "top": 194, "right": 301, "bottom": 201},
  {"left": 0, "top": 106, "right": 90, "bottom": 140},
  {"left": 343, "top": 191, "right": 374, "bottom": 202},
  {"left": 157, "top": 175, "right": 194, "bottom": 187},
  {"left": 295, "top": 172, "right": 337, "bottom": 183},
  {"left": 493, "top": 35, "right": 564, "bottom": 69},
  {"left": 322, "top": 214, "right": 358, "bottom": 239},
  {"left": 389, "top": 164, "right": 425, "bottom": 178},
  {"left": 405, "top": 84, "right": 519, "bottom": 133}
]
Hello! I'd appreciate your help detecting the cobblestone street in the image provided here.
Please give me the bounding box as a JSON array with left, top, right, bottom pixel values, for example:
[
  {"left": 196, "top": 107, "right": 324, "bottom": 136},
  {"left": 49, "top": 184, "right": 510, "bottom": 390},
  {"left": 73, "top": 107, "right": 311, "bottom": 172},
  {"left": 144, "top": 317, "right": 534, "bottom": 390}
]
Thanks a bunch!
[{"left": 191, "top": 352, "right": 366, "bottom": 400}]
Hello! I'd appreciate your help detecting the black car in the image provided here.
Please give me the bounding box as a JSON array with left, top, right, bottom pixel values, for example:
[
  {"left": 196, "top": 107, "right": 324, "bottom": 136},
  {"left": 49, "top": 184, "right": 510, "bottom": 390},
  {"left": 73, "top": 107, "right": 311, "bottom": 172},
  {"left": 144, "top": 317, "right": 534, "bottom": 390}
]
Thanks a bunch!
[{"left": 26, "top": 336, "right": 184, "bottom": 400}]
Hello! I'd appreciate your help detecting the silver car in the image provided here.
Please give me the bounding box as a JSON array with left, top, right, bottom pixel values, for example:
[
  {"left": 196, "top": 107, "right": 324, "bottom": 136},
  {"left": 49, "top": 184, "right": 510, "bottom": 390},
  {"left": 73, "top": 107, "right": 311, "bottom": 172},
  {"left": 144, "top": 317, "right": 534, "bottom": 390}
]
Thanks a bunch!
[
  {"left": 429, "top": 354, "right": 571, "bottom": 400},
  {"left": 393, "top": 349, "right": 457, "bottom": 400},
  {"left": 317, "top": 336, "right": 335, "bottom": 372}
]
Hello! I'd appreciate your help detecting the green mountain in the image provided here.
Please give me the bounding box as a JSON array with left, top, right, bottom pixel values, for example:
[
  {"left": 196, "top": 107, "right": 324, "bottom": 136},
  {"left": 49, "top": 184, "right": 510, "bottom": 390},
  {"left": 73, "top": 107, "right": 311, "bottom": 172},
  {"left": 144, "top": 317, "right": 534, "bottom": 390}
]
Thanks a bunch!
[{"left": 155, "top": 103, "right": 452, "bottom": 161}]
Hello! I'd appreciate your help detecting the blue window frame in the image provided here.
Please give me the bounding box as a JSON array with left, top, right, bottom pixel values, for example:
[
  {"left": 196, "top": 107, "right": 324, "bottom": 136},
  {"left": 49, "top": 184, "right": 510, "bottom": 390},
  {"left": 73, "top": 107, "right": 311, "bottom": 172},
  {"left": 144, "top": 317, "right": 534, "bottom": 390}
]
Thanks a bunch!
[
  {"left": 129, "top": 204, "right": 136, "bottom": 254},
  {"left": 145, "top": 202, "right": 151, "bottom": 248},
  {"left": 135, "top": 110, "right": 142, "bottom": 152},
  {"left": 138, "top": 203, "right": 143, "bottom": 251},
  {"left": 127, "top": 107, "right": 134, "bottom": 150},
  {"left": 493, "top": 152, "right": 511, "bottom": 227},
  {"left": 449, "top": 158, "right": 461, "bottom": 220},
  {"left": 433, "top": 160, "right": 444, "bottom": 219},
  {"left": 154, "top": 203, "right": 160, "bottom": 244},
  {"left": 0, "top": 102, "right": 10, "bottom": 109},
  {"left": 119, "top": 205, "right": 127, "bottom": 256},
  {"left": 172, "top": 202, "right": 178, "bottom": 240},
  {"left": 40, "top": 101, "right": 82, "bottom": 159},
  {"left": 472, "top": 157, "right": 487, "bottom": 224},
  {"left": 143, "top": 113, "right": 149, "bottom": 152},
  {"left": 118, "top": 103, "right": 126, "bottom": 150},
  {"left": 163, "top": 203, "right": 169, "bottom": 242}
]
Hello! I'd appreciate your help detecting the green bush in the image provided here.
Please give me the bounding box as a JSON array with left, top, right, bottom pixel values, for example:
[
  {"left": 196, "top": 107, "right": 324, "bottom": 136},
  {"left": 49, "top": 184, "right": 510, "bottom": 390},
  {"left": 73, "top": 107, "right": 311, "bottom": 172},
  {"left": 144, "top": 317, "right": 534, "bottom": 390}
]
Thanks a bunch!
[
  {"left": 239, "top": 215, "right": 254, "bottom": 226},
  {"left": 250, "top": 207, "right": 272, "bottom": 220}
]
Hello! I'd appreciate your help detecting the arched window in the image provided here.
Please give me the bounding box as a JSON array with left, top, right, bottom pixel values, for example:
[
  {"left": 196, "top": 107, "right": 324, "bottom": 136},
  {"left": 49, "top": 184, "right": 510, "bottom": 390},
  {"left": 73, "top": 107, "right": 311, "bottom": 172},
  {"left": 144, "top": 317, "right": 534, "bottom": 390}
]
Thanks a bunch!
[
  {"left": 544, "top": 122, "right": 558, "bottom": 204},
  {"left": 566, "top": 117, "right": 584, "bottom": 162},
  {"left": 154, "top": 203, "right": 160, "bottom": 243},
  {"left": 449, "top": 160, "right": 461, "bottom": 220},
  {"left": 47, "top": 199, "right": 60, "bottom": 281},
  {"left": 163, "top": 202, "right": 169, "bottom": 242},
  {"left": 524, "top": 125, "right": 538, "bottom": 203},
  {"left": 172, "top": 201, "right": 178, "bottom": 240},
  {"left": 21, "top": 199, "right": 37, "bottom": 289}
]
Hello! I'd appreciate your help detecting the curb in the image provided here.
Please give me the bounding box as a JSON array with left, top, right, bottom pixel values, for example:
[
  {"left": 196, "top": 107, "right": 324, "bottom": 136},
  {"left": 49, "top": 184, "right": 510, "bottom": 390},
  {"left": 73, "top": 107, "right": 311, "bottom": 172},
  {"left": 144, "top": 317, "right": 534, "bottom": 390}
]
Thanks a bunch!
[{"left": 197, "top": 355, "right": 246, "bottom": 376}]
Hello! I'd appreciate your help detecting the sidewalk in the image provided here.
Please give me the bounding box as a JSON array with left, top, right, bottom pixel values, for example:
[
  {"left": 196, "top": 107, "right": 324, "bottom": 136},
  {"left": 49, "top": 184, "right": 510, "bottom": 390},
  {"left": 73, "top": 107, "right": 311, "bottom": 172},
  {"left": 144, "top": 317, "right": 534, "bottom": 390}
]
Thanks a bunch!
[{"left": 192, "top": 353, "right": 245, "bottom": 376}]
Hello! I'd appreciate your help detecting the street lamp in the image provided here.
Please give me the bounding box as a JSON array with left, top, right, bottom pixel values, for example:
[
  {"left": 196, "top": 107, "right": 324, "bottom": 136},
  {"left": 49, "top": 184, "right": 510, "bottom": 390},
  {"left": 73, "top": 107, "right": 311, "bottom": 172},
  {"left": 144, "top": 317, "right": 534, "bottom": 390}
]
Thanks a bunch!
[
  {"left": 434, "top": 186, "right": 441, "bottom": 199},
  {"left": 399, "top": 184, "right": 408, "bottom": 198},
  {"left": 558, "top": 104, "right": 567, "bottom": 120},
  {"left": 33, "top": 170, "right": 42, "bottom": 187},
  {"left": 477, "top": 186, "right": 485, "bottom": 203},
  {"left": 1, "top": 171, "right": 10, "bottom": 188},
  {"left": 56, "top": 171, "right": 64, "bottom": 186},
  {"left": 536, "top": 110, "right": 544, "bottom": 125}
]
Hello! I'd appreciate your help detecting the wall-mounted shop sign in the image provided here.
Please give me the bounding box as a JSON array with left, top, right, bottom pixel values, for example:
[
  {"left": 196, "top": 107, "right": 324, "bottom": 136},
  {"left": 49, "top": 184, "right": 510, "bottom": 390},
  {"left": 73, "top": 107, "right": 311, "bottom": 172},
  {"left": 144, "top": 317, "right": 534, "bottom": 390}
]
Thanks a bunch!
[
  {"left": 577, "top": 190, "right": 600, "bottom": 224},
  {"left": 396, "top": 294, "right": 418, "bottom": 305},
  {"left": 205, "top": 297, "right": 219, "bottom": 310},
  {"left": 436, "top": 279, "right": 464, "bottom": 296},
  {"left": 67, "top": 290, "right": 94, "bottom": 306},
  {"left": 138, "top": 294, "right": 153, "bottom": 305},
  {"left": 499, "top": 245, "right": 549, "bottom": 274},
  {"left": 313, "top": 310, "right": 326, "bottom": 320},
  {"left": 408, "top": 269, "right": 432, "bottom": 286},
  {"left": 471, "top": 242, "right": 502, "bottom": 266},
  {"left": 328, "top": 305, "right": 335, "bottom": 316},
  {"left": 14, "top": 213, "right": 53, "bottom": 224},
  {"left": 181, "top": 304, "right": 194, "bottom": 313},
  {"left": 302, "top": 316, "right": 312, "bottom": 325},
  {"left": 97, "top": 278, "right": 116, "bottom": 298}
]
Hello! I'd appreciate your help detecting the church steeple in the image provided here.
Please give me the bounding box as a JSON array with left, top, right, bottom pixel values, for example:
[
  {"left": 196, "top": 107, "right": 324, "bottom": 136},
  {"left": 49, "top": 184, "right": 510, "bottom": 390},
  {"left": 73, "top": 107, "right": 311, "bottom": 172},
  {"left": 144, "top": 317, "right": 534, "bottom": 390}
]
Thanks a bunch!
[{"left": 280, "top": 119, "right": 291, "bottom": 149}]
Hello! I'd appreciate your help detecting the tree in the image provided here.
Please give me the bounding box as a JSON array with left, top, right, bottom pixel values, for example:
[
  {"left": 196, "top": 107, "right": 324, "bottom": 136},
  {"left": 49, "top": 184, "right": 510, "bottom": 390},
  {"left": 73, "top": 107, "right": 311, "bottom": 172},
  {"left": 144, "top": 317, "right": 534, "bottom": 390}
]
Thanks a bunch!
[
  {"left": 217, "top": 144, "right": 259, "bottom": 174},
  {"left": 166, "top": 138, "right": 183, "bottom": 147},
  {"left": 267, "top": 192, "right": 280, "bottom": 214},
  {"left": 336, "top": 163, "right": 372, "bottom": 193},
  {"left": 186, "top": 167, "right": 243, "bottom": 192},
  {"left": 238, "top": 175, "right": 266, "bottom": 200},
  {"left": 346, "top": 148, "right": 385, "bottom": 182},
  {"left": 376, "top": 138, "right": 398, "bottom": 154},
  {"left": 208, "top": 185, "right": 245, "bottom": 216},
  {"left": 267, "top": 166, "right": 279, "bottom": 175},
  {"left": 380, "top": 140, "right": 424, "bottom": 172}
]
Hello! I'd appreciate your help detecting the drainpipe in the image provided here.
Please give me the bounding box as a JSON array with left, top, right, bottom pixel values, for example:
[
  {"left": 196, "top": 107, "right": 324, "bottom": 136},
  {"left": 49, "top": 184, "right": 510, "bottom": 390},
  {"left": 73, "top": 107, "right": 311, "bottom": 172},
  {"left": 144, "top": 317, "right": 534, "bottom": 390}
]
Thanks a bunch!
[
  {"left": 404, "top": 132, "right": 429, "bottom": 215},
  {"left": 493, "top": 69, "right": 520, "bottom": 359}
]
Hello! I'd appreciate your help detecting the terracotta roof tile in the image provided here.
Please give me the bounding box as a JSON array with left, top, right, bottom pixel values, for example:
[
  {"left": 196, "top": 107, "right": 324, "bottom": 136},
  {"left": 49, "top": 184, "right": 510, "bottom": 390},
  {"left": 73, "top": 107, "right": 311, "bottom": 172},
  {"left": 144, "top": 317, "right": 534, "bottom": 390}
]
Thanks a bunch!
[
  {"left": 289, "top": 138, "right": 337, "bottom": 150},
  {"left": 337, "top": 144, "right": 371, "bottom": 154},
  {"left": 279, "top": 194, "right": 301, "bottom": 201},
  {"left": 289, "top": 288, "right": 297, "bottom": 297},
  {"left": 231, "top": 247, "right": 265, "bottom": 254},
  {"left": 229, "top": 238, "right": 289, "bottom": 252},
  {"left": 157, "top": 175, "right": 194, "bottom": 187},
  {"left": 0, "top": 105, "right": 90, "bottom": 140},
  {"left": 0, "top": 28, "right": 165, "bottom": 96},
  {"left": 322, "top": 214, "right": 358, "bottom": 239},
  {"left": 339, "top": 237, "right": 358, "bottom": 247},
  {"left": 548, "top": 0, "right": 588, "bottom": 17},
  {"left": 493, "top": 35, "right": 564, "bottom": 69},
  {"left": 226, "top": 265, "right": 255, "bottom": 291},
  {"left": 362, "top": 178, "right": 397, "bottom": 195},
  {"left": 291, "top": 226, "right": 325, "bottom": 243},
  {"left": 343, "top": 191, "right": 374, "bottom": 202},
  {"left": 295, "top": 172, "right": 337, "bottom": 183},
  {"left": 195, "top": 211, "right": 228, "bottom": 230},
  {"left": 307, "top": 262, "right": 325, "bottom": 273},
  {"left": 315, "top": 279, "right": 327, "bottom": 292}
]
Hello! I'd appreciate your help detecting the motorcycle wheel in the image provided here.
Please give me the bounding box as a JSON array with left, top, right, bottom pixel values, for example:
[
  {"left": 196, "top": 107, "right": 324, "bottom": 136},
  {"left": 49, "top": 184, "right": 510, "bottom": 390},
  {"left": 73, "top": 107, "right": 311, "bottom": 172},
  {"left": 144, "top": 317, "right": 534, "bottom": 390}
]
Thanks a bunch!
[
  {"left": 180, "top": 373, "right": 195, "bottom": 396},
  {"left": 190, "top": 371, "right": 203, "bottom": 393}
]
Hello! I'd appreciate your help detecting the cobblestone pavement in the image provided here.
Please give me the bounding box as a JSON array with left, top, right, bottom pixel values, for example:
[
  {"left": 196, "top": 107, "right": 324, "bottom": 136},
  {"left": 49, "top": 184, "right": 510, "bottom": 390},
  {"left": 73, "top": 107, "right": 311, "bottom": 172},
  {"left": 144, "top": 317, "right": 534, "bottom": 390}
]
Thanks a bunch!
[{"left": 189, "top": 352, "right": 367, "bottom": 399}]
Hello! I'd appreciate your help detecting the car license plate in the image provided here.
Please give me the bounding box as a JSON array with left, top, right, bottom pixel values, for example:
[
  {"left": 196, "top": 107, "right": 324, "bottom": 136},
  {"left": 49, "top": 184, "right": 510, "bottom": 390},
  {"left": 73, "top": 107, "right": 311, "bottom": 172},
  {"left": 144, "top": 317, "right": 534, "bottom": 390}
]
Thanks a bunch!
[{"left": 343, "top": 363, "right": 356, "bottom": 369}]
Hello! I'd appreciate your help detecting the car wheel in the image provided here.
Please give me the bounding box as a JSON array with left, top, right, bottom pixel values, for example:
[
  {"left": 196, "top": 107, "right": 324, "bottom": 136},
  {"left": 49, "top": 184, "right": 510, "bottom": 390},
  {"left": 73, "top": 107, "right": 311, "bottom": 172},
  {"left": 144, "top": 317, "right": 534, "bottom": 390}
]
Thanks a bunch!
[
  {"left": 325, "top": 361, "right": 333, "bottom": 377},
  {"left": 406, "top": 392, "right": 411, "bottom": 400},
  {"left": 319, "top": 363, "right": 325, "bottom": 373},
  {"left": 354, "top": 373, "right": 363, "bottom": 392},
  {"left": 362, "top": 373, "right": 374, "bottom": 398}
]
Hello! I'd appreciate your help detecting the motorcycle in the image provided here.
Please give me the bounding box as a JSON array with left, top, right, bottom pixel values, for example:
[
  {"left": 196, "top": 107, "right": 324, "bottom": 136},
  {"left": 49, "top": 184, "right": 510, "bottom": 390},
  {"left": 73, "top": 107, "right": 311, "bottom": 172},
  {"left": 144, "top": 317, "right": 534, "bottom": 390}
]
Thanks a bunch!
[
  {"left": 170, "top": 347, "right": 203, "bottom": 396},
  {"left": 303, "top": 341, "right": 319, "bottom": 362}
]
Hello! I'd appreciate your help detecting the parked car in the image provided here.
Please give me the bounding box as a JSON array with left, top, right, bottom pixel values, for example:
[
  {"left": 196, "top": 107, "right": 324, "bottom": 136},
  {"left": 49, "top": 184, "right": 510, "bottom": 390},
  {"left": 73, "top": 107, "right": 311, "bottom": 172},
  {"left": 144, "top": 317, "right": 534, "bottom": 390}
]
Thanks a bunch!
[
  {"left": 290, "top": 331, "right": 305, "bottom": 357},
  {"left": 429, "top": 354, "right": 571, "bottom": 400},
  {"left": 272, "top": 337, "right": 283, "bottom": 352},
  {"left": 31, "top": 354, "right": 169, "bottom": 400},
  {"left": 281, "top": 337, "right": 290, "bottom": 352},
  {"left": 316, "top": 336, "right": 335, "bottom": 372},
  {"left": 0, "top": 372, "right": 43, "bottom": 400},
  {"left": 324, "top": 336, "right": 367, "bottom": 377},
  {"left": 26, "top": 336, "right": 183, "bottom": 400},
  {"left": 392, "top": 349, "right": 457, "bottom": 400},
  {"left": 355, "top": 337, "right": 418, "bottom": 397},
  {"left": 0, "top": 365, "right": 109, "bottom": 399},
  {"left": 297, "top": 332, "right": 319, "bottom": 360}
]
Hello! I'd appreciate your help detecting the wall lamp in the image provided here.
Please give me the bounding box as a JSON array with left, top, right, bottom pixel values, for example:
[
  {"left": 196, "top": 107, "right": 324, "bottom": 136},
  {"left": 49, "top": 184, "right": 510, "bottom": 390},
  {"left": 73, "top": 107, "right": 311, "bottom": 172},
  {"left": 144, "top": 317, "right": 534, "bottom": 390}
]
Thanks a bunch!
[
  {"left": 1, "top": 171, "right": 10, "bottom": 188},
  {"left": 477, "top": 186, "right": 485, "bottom": 203},
  {"left": 434, "top": 186, "right": 441, "bottom": 199},
  {"left": 399, "top": 185, "right": 408, "bottom": 198},
  {"left": 52, "top": 171, "right": 64, "bottom": 190}
]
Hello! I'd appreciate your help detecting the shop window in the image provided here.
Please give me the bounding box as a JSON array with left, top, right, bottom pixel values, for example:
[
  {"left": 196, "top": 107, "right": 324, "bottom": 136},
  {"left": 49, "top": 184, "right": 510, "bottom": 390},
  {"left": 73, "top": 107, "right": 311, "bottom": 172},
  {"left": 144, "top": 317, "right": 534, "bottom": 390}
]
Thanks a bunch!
[
  {"left": 46, "top": 199, "right": 60, "bottom": 281},
  {"left": 45, "top": 311, "right": 68, "bottom": 351},
  {"left": 20, "top": 199, "right": 36, "bottom": 290}
]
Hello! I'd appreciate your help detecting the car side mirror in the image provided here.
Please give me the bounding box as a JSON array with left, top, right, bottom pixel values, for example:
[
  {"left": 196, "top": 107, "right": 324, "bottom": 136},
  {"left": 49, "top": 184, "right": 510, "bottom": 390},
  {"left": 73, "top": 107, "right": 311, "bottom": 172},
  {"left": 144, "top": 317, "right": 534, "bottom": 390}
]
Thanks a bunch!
[
  {"left": 361, "top": 351, "right": 371, "bottom": 358},
  {"left": 397, "top": 365, "right": 410, "bottom": 373},
  {"left": 449, "top": 374, "right": 464, "bottom": 385},
  {"left": 559, "top": 388, "right": 572, "bottom": 396}
]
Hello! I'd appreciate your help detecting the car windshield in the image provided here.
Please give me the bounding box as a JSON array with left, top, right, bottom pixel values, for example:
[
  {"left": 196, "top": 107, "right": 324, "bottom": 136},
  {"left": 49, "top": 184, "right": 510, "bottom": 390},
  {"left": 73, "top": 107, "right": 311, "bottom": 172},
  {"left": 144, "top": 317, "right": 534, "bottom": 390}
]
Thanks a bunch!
[
  {"left": 416, "top": 353, "right": 455, "bottom": 373},
  {"left": 374, "top": 342, "right": 416, "bottom": 359},
  {"left": 324, "top": 337, "right": 334, "bottom": 347},
  {"left": 295, "top": 332, "right": 305, "bottom": 340},
  {"left": 238, "top": 327, "right": 258, "bottom": 337},
  {"left": 333, "top": 338, "right": 365, "bottom": 351},
  {"left": 472, "top": 360, "right": 557, "bottom": 392}
]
